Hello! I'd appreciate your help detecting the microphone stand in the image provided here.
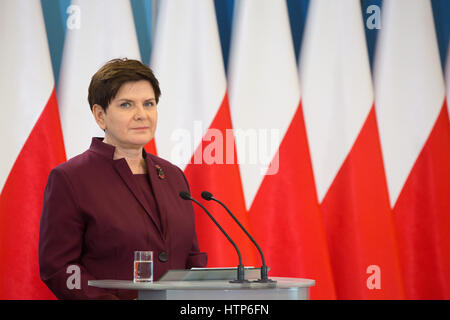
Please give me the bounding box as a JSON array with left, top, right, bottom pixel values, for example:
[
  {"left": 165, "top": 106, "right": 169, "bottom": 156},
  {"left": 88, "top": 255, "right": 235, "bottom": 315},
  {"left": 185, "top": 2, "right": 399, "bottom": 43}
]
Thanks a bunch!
[
  {"left": 201, "top": 191, "right": 276, "bottom": 283},
  {"left": 179, "top": 191, "right": 248, "bottom": 284}
]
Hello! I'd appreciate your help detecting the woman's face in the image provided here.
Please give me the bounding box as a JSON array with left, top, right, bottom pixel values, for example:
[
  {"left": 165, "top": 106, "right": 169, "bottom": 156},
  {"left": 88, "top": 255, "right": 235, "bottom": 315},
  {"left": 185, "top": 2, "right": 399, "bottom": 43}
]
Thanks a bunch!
[{"left": 94, "top": 80, "right": 157, "bottom": 149}]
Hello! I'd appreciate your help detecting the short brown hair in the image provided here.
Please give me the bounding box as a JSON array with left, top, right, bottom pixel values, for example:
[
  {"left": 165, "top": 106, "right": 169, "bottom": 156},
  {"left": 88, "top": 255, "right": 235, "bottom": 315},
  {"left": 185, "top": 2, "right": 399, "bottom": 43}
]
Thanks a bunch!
[{"left": 88, "top": 58, "right": 161, "bottom": 111}]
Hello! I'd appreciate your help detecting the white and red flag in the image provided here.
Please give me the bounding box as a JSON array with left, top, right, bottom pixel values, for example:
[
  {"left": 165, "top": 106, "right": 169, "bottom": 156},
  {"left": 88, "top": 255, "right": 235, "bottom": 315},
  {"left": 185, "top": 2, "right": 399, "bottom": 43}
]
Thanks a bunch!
[
  {"left": 150, "top": 0, "right": 256, "bottom": 267},
  {"left": 299, "top": 0, "right": 404, "bottom": 299},
  {"left": 228, "top": 0, "right": 336, "bottom": 299},
  {"left": 58, "top": 0, "right": 145, "bottom": 159},
  {"left": 374, "top": 0, "right": 450, "bottom": 299},
  {"left": 0, "top": 0, "right": 66, "bottom": 299}
]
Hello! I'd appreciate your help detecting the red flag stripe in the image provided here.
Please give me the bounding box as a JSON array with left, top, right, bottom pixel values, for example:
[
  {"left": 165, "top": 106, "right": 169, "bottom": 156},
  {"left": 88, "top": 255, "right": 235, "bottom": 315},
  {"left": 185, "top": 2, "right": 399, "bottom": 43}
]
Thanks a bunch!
[
  {"left": 185, "top": 94, "right": 257, "bottom": 267},
  {"left": 249, "top": 102, "right": 336, "bottom": 299},
  {"left": 393, "top": 101, "right": 450, "bottom": 299},
  {"left": 0, "top": 88, "right": 66, "bottom": 299},
  {"left": 320, "top": 106, "right": 405, "bottom": 299}
]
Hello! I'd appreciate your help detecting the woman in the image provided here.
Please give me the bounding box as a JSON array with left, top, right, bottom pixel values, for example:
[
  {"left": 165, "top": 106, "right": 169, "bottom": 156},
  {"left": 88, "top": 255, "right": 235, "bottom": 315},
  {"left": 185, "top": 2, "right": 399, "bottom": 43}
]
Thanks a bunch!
[{"left": 39, "top": 58, "right": 207, "bottom": 300}]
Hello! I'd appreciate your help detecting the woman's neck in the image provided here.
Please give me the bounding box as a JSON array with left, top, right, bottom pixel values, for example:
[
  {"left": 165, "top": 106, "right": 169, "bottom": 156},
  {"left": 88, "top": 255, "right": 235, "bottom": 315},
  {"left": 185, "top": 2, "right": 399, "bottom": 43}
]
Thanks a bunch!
[{"left": 103, "top": 137, "right": 147, "bottom": 174}]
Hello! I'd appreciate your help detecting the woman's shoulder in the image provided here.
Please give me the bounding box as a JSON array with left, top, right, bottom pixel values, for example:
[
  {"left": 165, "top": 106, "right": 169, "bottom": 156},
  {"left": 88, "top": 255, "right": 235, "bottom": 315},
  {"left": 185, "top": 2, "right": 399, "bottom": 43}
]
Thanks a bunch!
[{"left": 52, "top": 149, "right": 106, "bottom": 176}]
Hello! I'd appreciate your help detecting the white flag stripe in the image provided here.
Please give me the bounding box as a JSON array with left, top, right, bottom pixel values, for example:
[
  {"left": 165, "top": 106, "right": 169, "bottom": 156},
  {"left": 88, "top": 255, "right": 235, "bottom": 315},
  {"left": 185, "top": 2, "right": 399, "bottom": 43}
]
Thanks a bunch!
[
  {"left": 58, "top": 0, "right": 141, "bottom": 160},
  {"left": 151, "top": 0, "right": 226, "bottom": 169},
  {"left": 299, "top": 0, "right": 374, "bottom": 202},
  {"left": 374, "top": 0, "right": 446, "bottom": 207},
  {"left": 228, "top": 0, "right": 300, "bottom": 209},
  {"left": 0, "top": 0, "right": 54, "bottom": 192}
]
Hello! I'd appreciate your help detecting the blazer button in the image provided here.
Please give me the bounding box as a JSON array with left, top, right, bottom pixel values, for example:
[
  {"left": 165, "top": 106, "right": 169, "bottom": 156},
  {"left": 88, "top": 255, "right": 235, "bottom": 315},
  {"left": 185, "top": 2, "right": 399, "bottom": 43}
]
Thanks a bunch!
[{"left": 158, "top": 251, "right": 169, "bottom": 262}]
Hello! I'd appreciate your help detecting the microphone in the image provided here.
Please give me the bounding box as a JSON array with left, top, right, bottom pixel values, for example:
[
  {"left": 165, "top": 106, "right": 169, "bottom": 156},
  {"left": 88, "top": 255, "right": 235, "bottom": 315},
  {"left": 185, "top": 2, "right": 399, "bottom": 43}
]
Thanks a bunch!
[
  {"left": 179, "top": 191, "right": 248, "bottom": 283},
  {"left": 201, "top": 191, "right": 276, "bottom": 283}
]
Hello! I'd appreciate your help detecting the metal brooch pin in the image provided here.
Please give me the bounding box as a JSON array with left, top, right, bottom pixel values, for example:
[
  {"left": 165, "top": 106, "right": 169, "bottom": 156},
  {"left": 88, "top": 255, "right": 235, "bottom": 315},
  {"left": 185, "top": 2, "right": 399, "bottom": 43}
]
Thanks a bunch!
[{"left": 155, "top": 165, "right": 165, "bottom": 179}]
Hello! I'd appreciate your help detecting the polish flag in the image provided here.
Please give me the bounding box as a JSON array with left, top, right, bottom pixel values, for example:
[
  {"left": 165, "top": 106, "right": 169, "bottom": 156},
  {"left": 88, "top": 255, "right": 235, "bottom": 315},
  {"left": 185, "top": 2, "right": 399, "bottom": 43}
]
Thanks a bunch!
[
  {"left": 374, "top": 0, "right": 450, "bottom": 299},
  {"left": 299, "top": 0, "right": 404, "bottom": 299},
  {"left": 228, "top": 0, "right": 335, "bottom": 299},
  {"left": 58, "top": 0, "right": 144, "bottom": 159},
  {"left": 0, "top": 0, "right": 66, "bottom": 299},
  {"left": 150, "top": 0, "right": 256, "bottom": 267}
]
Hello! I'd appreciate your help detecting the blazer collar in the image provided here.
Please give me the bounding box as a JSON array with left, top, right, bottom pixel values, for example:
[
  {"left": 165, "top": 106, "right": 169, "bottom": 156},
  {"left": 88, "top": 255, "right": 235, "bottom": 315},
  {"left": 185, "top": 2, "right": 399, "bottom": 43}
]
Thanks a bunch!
[
  {"left": 89, "top": 137, "right": 149, "bottom": 160},
  {"left": 89, "top": 137, "right": 116, "bottom": 159}
]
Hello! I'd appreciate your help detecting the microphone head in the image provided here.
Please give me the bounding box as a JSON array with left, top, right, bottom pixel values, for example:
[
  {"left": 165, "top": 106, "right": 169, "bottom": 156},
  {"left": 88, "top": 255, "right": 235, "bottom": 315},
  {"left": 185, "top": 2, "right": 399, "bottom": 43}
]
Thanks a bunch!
[
  {"left": 201, "top": 191, "right": 213, "bottom": 200},
  {"left": 179, "top": 191, "right": 192, "bottom": 200}
]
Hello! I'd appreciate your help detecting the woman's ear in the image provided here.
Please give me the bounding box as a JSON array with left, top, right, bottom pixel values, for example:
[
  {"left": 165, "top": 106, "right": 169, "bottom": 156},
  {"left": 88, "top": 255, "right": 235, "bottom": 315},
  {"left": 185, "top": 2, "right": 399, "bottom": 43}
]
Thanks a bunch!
[{"left": 92, "top": 104, "right": 107, "bottom": 131}]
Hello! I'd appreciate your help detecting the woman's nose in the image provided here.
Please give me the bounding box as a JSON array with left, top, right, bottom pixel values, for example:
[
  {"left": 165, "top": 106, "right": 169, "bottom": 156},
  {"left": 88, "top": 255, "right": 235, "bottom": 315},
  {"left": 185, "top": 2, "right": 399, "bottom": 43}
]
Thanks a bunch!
[{"left": 134, "top": 104, "right": 145, "bottom": 120}]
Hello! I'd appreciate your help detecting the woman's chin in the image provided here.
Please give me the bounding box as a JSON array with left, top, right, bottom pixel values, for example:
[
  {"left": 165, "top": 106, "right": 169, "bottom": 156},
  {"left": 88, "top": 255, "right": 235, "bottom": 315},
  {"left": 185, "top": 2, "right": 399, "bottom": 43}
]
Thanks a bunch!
[{"left": 128, "top": 135, "right": 153, "bottom": 147}]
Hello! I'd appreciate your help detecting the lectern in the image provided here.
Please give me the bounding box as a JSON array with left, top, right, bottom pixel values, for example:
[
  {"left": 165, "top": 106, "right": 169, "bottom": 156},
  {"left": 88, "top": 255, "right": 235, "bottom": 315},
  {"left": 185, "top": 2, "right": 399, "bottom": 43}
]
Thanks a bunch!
[{"left": 89, "top": 277, "right": 315, "bottom": 300}]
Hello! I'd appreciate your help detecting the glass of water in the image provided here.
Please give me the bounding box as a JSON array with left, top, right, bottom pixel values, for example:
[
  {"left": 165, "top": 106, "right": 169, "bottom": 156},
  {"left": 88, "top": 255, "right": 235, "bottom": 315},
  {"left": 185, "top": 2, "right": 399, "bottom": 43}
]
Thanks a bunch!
[{"left": 134, "top": 251, "right": 153, "bottom": 283}]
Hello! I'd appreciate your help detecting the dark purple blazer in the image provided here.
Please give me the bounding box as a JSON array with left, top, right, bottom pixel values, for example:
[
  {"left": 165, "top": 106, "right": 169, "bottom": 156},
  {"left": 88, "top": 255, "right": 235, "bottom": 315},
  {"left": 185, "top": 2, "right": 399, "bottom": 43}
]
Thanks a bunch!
[{"left": 39, "top": 138, "right": 207, "bottom": 299}]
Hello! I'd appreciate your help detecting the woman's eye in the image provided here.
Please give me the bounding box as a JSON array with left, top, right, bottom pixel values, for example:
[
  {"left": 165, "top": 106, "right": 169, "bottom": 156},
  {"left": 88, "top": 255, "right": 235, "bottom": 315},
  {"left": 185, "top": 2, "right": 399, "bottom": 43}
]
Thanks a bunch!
[
  {"left": 144, "top": 101, "right": 155, "bottom": 107},
  {"left": 120, "top": 102, "right": 131, "bottom": 108}
]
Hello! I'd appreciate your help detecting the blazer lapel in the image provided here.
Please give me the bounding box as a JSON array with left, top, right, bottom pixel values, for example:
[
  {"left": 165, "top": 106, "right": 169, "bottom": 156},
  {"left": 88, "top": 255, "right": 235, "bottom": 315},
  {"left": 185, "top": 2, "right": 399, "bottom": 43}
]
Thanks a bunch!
[
  {"left": 113, "top": 159, "right": 164, "bottom": 236},
  {"left": 145, "top": 157, "right": 170, "bottom": 240}
]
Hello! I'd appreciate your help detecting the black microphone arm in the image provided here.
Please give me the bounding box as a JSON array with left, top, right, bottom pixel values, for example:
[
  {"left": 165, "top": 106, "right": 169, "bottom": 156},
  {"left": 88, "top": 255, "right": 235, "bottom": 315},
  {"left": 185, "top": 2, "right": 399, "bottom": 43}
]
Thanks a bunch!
[
  {"left": 179, "top": 191, "right": 248, "bottom": 283},
  {"left": 201, "top": 191, "right": 276, "bottom": 283}
]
